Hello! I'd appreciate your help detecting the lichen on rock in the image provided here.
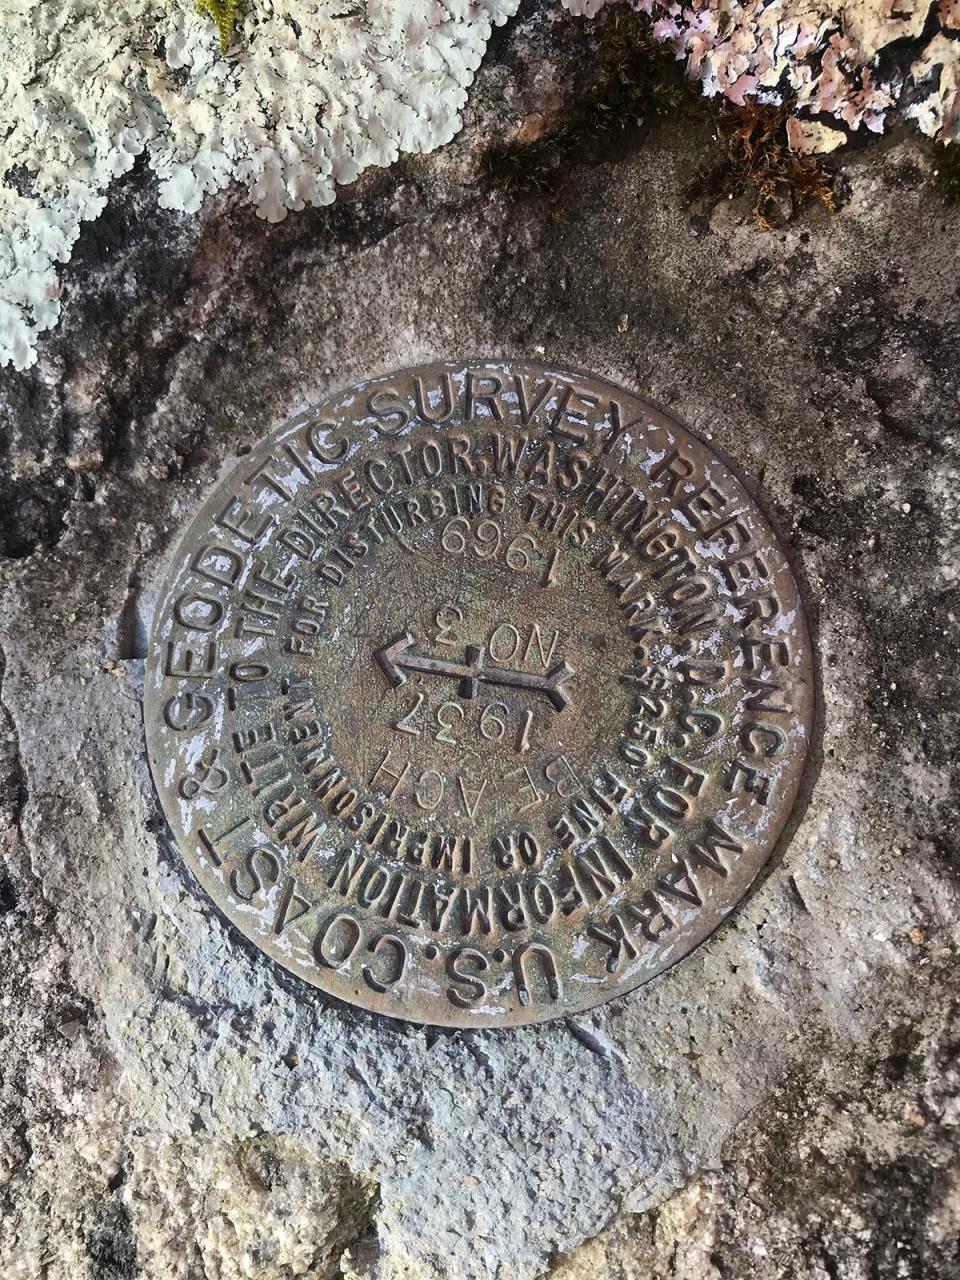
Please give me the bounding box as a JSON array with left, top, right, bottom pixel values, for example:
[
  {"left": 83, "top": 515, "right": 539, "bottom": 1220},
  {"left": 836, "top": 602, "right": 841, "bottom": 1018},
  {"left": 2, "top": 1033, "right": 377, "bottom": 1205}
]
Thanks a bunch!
[
  {"left": 566, "top": 0, "right": 960, "bottom": 143},
  {"left": 0, "top": 0, "right": 519, "bottom": 370},
  {"left": 0, "top": 0, "right": 959, "bottom": 362},
  {"left": 5, "top": 0, "right": 960, "bottom": 371}
]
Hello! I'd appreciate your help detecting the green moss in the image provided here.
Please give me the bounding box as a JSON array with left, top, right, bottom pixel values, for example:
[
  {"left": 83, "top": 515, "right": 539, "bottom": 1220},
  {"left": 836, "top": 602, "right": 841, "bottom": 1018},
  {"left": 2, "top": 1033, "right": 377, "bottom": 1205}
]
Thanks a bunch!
[
  {"left": 196, "top": 0, "right": 244, "bottom": 52},
  {"left": 483, "top": 12, "right": 837, "bottom": 231},
  {"left": 590, "top": 9, "right": 689, "bottom": 124},
  {"left": 481, "top": 10, "right": 696, "bottom": 198}
]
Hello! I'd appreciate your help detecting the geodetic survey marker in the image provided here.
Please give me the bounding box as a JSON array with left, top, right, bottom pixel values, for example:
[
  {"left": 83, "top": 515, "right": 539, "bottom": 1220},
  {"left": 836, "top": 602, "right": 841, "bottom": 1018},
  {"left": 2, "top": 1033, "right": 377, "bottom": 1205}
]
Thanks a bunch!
[{"left": 144, "top": 362, "right": 814, "bottom": 1026}]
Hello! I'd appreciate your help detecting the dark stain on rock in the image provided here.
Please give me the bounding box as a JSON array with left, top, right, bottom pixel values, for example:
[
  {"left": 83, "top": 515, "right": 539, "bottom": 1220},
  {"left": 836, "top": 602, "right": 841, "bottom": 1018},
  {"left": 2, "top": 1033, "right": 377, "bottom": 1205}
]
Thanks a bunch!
[
  {"left": 0, "top": 872, "right": 17, "bottom": 915},
  {"left": 85, "top": 1200, "right": 139, "bottom": 1280}
]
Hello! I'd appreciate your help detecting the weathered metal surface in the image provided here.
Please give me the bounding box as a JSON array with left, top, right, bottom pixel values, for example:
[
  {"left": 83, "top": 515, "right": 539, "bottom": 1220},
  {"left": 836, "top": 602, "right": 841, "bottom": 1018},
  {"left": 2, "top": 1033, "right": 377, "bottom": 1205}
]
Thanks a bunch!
[{"left": 144, "top": 362, "right": 814, "bottom": 1027}]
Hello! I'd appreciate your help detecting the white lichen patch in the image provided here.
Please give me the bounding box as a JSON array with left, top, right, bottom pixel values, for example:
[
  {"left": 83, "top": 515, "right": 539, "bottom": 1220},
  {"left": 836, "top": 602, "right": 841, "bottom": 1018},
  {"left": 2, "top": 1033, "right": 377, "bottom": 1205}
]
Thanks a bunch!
[
  {"left": 0, "top": 0, "right": 518, "bottom": 370},
  {"left": 1, "top": 0, "right": 959, "bottom": 369},
  {"left": 906, "top": 33, "right": 960, "bottom": 140},
  {"left": 786, "top": 118, "right": 847, "bottom": 155}
]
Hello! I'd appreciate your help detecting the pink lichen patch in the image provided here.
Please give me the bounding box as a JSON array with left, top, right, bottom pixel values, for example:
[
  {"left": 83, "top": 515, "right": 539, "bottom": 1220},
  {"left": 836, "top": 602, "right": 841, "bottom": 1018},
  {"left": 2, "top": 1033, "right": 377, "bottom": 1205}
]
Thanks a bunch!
[{"left": 567, "top": 0, "right": 960, "bottom": 152}]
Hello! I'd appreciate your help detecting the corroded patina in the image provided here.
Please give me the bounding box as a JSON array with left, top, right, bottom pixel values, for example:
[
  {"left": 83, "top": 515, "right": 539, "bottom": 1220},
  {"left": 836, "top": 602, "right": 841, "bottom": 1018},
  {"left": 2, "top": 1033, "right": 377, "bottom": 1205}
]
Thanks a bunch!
[{"left": 144, "top": 362, "right": 814, "bottom": 1026}]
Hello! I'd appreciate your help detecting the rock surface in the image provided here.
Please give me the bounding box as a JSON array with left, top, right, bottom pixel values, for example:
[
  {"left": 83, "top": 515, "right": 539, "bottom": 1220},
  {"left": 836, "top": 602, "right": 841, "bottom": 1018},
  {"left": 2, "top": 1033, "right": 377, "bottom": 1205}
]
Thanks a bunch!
[{"left": 1, "top": 8, "right": 959, "bottom": 1279}]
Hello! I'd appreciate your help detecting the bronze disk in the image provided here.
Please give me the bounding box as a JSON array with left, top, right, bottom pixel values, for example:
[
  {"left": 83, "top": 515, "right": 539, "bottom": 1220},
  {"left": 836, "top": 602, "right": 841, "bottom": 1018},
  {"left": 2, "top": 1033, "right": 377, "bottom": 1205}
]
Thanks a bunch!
[{"left": 144, "top": 362, "right": 814, "bottom": 1027}]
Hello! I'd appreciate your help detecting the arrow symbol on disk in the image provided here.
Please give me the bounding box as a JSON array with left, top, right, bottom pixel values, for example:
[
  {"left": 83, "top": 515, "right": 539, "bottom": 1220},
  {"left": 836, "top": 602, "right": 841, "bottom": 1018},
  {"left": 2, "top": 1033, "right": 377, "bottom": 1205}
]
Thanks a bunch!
[{"left": 375, "top": 630, "right": 575, "bottom": 712}]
